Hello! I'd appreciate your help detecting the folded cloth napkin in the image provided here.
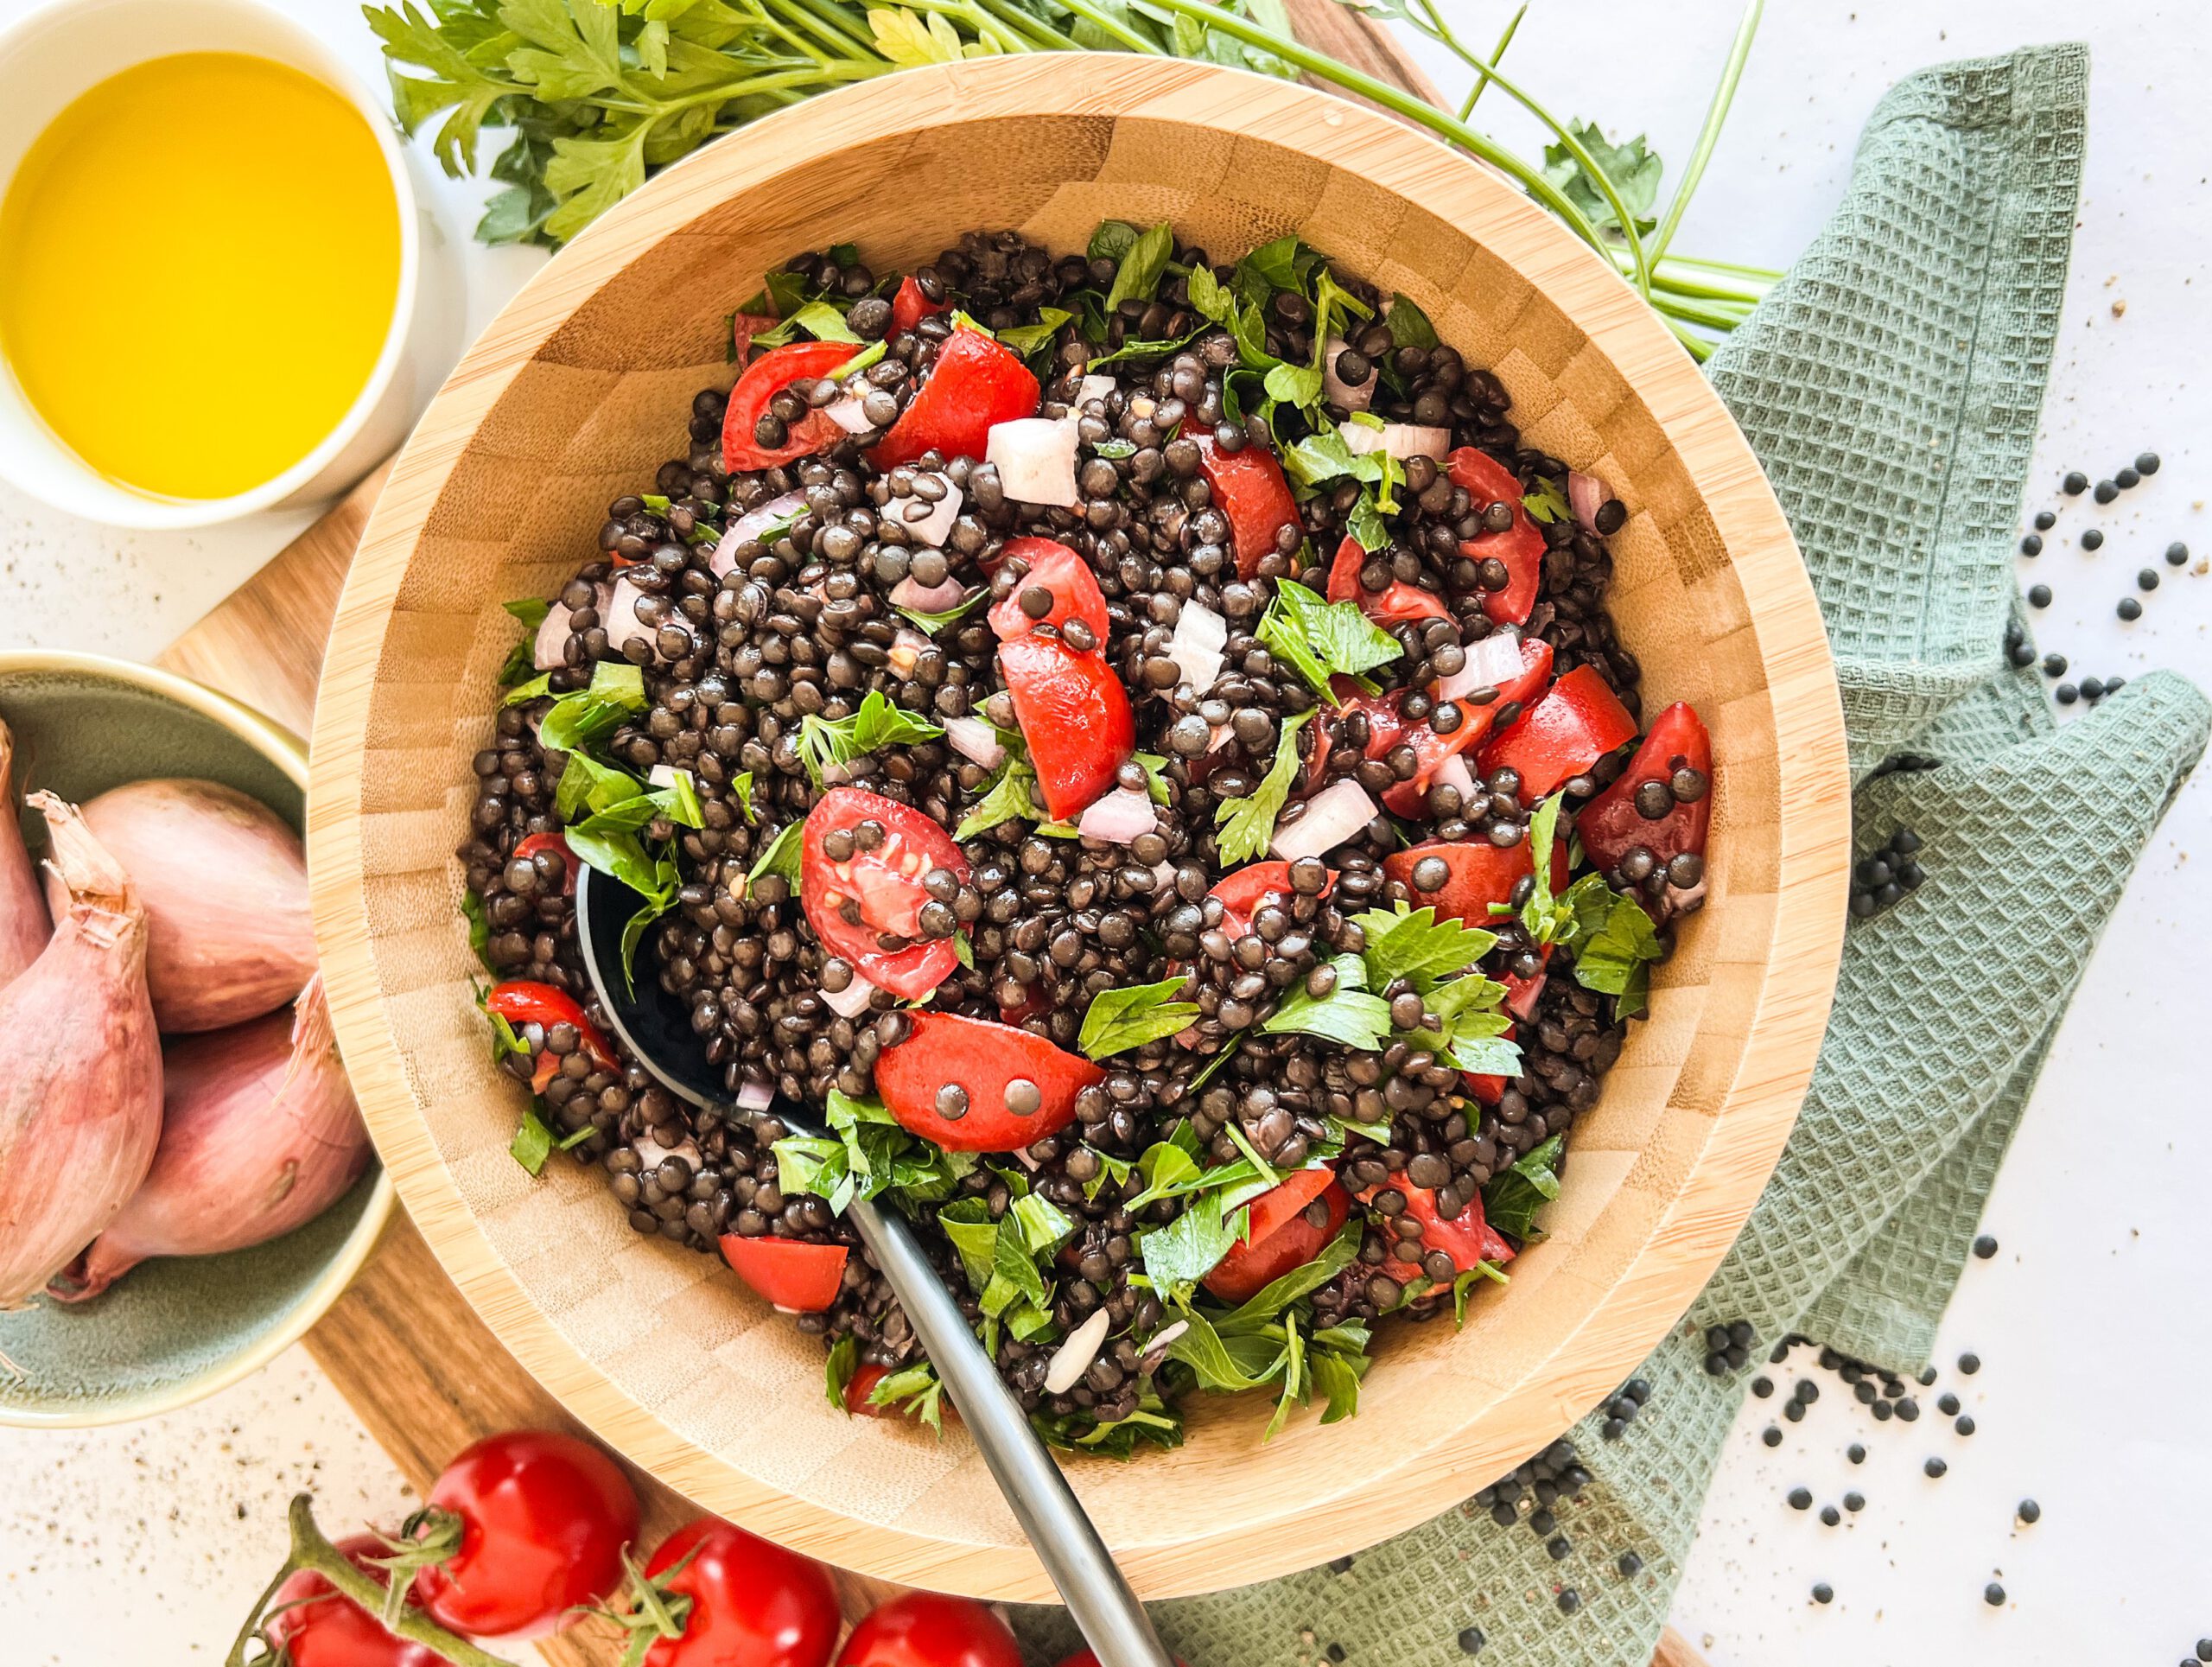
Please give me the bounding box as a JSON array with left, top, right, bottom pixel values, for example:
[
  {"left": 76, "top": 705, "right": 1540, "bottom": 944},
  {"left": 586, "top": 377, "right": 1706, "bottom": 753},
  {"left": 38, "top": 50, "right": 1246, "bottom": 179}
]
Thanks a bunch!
[{"left": 1017, "top": 40, "right": 2210, "bottom": 1666}]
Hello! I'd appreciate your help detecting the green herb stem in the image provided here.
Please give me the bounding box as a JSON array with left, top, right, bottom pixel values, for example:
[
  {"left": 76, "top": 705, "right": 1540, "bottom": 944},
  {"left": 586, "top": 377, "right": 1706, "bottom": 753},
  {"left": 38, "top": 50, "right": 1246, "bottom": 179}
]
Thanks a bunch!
[
  {"left": 1456, "top": 2, "right": 1526, "bottom": 118},
  {"left": 1648, "top": 0, "right": 1767, "bottom": 264},
  {"left": 973, "top": 0, "right": 1081, "bottom": 50},
  {"left": 1058, "top": 0, "right": 1166, "bottom": 54}
]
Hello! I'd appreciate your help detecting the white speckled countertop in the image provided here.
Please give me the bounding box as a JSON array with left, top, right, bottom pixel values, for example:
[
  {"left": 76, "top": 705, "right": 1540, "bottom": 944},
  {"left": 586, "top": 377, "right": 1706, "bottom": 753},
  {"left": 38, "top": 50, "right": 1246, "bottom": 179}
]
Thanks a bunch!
[{"left": 3, "top": 2, "right": 2208, "bottom": 1663}]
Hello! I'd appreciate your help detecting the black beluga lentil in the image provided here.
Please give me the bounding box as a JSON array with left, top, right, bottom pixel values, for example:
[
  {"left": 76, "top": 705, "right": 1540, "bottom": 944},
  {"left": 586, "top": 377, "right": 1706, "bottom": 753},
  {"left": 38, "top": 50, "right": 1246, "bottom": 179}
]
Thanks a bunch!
[{"left": 457, "top": 224, "right": 1708, "bottom": 1449}]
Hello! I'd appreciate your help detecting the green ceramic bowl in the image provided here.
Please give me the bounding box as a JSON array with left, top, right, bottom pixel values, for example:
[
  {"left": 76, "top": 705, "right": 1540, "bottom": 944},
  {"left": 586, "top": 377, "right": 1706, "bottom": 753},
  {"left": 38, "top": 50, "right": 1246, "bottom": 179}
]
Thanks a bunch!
[{"left": 0, "top": 651, "right": 391, "bottom": 1427}]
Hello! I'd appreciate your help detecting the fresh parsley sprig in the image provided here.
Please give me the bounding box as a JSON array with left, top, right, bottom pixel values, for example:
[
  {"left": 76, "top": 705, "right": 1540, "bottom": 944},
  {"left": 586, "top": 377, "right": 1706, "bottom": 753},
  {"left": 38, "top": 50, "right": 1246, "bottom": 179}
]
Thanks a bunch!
[
  {"left": 1255, "top": 579, "right": 1401, "bottom": 701},
  {"left": 795, "top": 690, "right": 944, "bottom": 790},
  {"left": 1079, "top": 977, "right": 1202, "bottom": 1059},
  {"left": 1214, "top": 709, "right": 1314, "bottom": 865}
]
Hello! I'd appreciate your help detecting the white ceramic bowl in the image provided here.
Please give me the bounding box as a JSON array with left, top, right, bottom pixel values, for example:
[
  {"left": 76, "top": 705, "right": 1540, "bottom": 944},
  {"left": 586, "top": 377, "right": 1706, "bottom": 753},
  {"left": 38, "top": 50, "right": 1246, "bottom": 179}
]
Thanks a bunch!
[{"left": 0, "top": 0, "right": 462, "bottom": 529}]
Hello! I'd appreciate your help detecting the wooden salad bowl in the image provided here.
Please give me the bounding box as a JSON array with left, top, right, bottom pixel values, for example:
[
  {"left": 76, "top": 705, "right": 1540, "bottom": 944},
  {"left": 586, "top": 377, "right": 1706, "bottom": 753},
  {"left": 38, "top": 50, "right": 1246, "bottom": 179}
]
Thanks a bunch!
[{"left": 308, "top": 54, "right": 1849, "bottom": 1600}]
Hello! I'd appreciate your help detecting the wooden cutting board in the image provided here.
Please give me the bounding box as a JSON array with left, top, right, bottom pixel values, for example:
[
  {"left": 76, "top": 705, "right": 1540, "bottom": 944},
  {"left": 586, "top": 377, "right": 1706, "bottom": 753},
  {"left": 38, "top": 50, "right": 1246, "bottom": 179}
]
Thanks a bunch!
[{"left": 153, "top": 14, "right": 1706, "bottom": 1661}]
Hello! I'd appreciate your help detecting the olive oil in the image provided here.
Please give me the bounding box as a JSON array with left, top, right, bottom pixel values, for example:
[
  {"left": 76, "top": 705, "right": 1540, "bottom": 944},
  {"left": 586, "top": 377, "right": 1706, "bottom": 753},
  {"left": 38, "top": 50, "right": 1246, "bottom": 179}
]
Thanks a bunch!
[{"left": 0, "top": 53, "right": 400, "bottom": 501}]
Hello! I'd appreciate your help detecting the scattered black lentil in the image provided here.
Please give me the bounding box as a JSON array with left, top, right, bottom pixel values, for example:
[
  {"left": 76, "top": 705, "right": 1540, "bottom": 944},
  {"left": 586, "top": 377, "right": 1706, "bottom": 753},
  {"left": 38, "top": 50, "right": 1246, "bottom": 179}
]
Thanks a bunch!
[
  {"left": 1456, "top": 1626, "right": 1485, "bottom": 1655},
  {"left": 2063, "top": 471, "right": 2088, "bottom": 494},
  {"left": 1847, "top": 1443, "right": 1867, "bottom": 1464},
  {"left": 2081, "top": 527, "right": 2104, "bottom": 550},
  {"left": 2116, "top": 466, "right": 2141, "bottom": 489},
  {"left": 1812, "top": 1582, "right": 1834, "bottom": 1606},
  {"left": 2119, "top": 597, "right": 2143, "bottom": 620},
  {"left": 1972, "top": 1233, "right": 1999, "bottom": 1257},
  {"left": 1819, "top": 1504, "right": 1840, "bottom": 1526},
  {"left": 1554, "top": 1590, "right": 1580, "bottom": 1616},
  {"left": 1925, "top": 1456, "right": 1948, "bottom": 1479},
  {"left": 1843, "top": 1490, "right": 1865, "bottom": 1512},
  {"left": 2018, "top": 533, "right": 2042, "bottom": 556},
  {"left": 2093, "top": 480, "right": 2119, "bottom": 505},
  {"left": 2140, "top": 567, "right": 2162, "bottom": 591},
  {"left": 1617, "top": 1551, "right": 1643, "bottom": 1577},
  {"left": 2137, "top": 451, "right": 2161, "bottom": 474},
  {"left": 1751, "top": 1374, "right": 1774, "bottom": 1398},
  {"left": 1763, "top": 1425, "right": 1783, "bottom": 1448},
  {"left": 2033, "top": 509, "right": 2056, "bottom": 531},
  {"left": 2055, "top": 683, "right": 2079, "bottom": 706},
  {"left": 1938, "top": 1391, "right": 1961, "bottom": 1416},
  {"left": 2082, "top": 676, "right": 2107, "bottom": 701},
  {"left": 1955, "top": 1415, "right": 1976, "bottom": 1436},
  {"left": 1849, "top": 826, "right": 1924, "bottom": 919},
  {"left": 2168, "top": 541, "right": 2190, "bottom": 566},
  {"left": 1984, "top": 1581, "right": 2005, "bottom": 1607},
  {"left": 2016, "top": 1498, "right": 2040, "bottom": 1524},
  {"left": 2027, "top": 584, "right": 2052, "bottom": 608}
]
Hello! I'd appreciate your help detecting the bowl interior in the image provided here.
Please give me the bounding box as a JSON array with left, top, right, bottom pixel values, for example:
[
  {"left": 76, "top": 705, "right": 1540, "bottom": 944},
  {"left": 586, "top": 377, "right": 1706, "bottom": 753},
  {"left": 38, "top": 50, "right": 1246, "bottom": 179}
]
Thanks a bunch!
[
  {"left": 0, "top": 660, "right": 385, "bottom": 1425},
  {"left": 315, "top": 58, "right": 1841, "bottom": 1597}
]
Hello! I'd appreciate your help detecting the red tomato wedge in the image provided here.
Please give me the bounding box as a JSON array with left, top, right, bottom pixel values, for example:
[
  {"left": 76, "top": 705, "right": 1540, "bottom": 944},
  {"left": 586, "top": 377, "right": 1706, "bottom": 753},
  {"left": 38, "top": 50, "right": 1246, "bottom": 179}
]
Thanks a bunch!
[
  {"left": 722, "top": 340, "right": 856, "bottom": 474},
  {"left": 1382, "top": 838, "right": 1567, "bottom": 925},
  {"left": 799, "top": 788, "right": 969, "bottom": 1002},
  {"left": 873, "top": 1011, "right": 1104, "bottom": 1152},
  {"left": 1338, "top": 690, "right": 1487, "bottom": 818},
  {"left": 843, "top": 1362, "right": 962, "bottom": 1427},
  {"left": 1573, "top": 701, "right": 1713, "bottom": 877},
  {"left": 871, "top": 328, "right": 1039, "bottom": 469},
  {"left": 888, "top": 275, "right": 946, "bottom": 337},
  {"left": 1362, "top": 1178, "right": 1516, "bottom": 1269},
  {"left": 836, "top": 1592, "right": 1023, "bottom": 1667},
  {"left": 1503, "top": 961, "right": 1548, "bottom": 1021},
  {"left": 1207, "top": 859, "right": 1332, "bottom": 939},
  {"left": 997, "top": 633, "right": 1135, "bottom": 820},
  {"left": 985, "top": 537, "right": 1110, "bottom": 643},
  {"left": 1322, "top": 534, "right": 1451, "bottom": 625},
  {"left": 641, "top": 1517, "right": 841, "bottom": 1667},
  {"left": 1463, "top": 1023, "right": 1516, "bottom": 1105},
  {"left": 1192, "top": 433, "right": 1300, "bottom": 579},
  {"left": 1478, "top": 664, "right": 1638, "bottom": 804},
  {"left": 1448, "top": 447, "right": 1548, "bottom": 627},
  {"left": 511, "top": 831, "right": 578, "bottom": 897},
  {"left": 410, "top": 1430, "right": 639, "bottom": 1643},
  {"left": 719, "top": 1234, "right": 849, "bottom": 1312},
  {"left": 1202, "top": 1168, "right": 1350, "bottom": 1302},
  {"left": 486, "top": 981, "right": 618, "bottom": 1091}
]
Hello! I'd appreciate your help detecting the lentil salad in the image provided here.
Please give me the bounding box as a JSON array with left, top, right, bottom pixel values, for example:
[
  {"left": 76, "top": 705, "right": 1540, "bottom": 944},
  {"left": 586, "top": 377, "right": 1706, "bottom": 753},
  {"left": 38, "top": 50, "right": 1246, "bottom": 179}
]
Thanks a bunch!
[{"left": 461, "top": 224, "right": 1715, "bottom": 1453}]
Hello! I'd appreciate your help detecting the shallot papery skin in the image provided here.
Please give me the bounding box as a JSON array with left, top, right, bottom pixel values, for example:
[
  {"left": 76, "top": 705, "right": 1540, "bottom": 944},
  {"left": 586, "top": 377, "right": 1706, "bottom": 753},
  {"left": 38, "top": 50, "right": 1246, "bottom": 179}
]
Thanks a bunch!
[
  {"left": 55, "top": 777, "right": 315, "bottom": 1034},
  {"left": 0, "top": 793, "right": 162, "bottom": 1309},
  {"left": 0, "top": 720, "right": 50, "bottom": 988},
  {"left": 48, "top": 974, "right": 368, "bottom": 1301}
]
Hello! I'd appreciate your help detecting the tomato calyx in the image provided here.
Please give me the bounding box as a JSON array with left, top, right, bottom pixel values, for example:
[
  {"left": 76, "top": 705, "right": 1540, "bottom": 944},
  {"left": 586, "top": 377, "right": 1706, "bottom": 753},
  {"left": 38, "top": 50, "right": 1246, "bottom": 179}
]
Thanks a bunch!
[
  {"left": 228, "top": 1494, "right": 510, "bottom": 1667},
  {"left": 597, "top": 1539, "right": 708, "bottom": 1667},
  {"left": 357, "top": 1508, "right": 467, "bottom": 1632}
]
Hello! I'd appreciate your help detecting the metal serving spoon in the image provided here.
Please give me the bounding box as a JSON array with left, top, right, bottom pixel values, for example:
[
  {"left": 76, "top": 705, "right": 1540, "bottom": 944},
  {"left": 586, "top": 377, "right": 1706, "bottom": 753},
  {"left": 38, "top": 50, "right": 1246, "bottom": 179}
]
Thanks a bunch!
[{"left": 575, "top": 865, "right": 1175, "bottom": 1667}]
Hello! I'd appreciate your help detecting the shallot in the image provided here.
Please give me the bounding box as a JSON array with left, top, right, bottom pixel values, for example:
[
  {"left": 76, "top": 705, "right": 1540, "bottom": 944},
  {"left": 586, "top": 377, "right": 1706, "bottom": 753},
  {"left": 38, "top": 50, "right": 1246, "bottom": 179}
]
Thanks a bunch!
[
  {"left": 601, "top": 576, "right": 656, "bottom": 658},
  {"left": 0, "top": 794, "right": 162, "bottom": 1308},
  {"left": 888, "top": 572, "right": 969, "bottom": 614},
  {"left": 822, "top": 971, "right": 878, "bottom": 1019},
  {"left": 710, "top": 491, "right": 807, "bottom": 578},
  {"left": 1568, "top": 469, "right": 1608, "bottom": 534},
  {"left": 1165, "top": 599, "right": 1226, "bottom": 695},
  {"left": 1438, "top": 629, "right": 1527, "bottom": 701},
  {"left": 943, "top": 716, "right": 1007, "bottom": 770},
  {"left": 0, "top": 718, "right": 48, "bottom": 988},
  {"left": 1077, "top": 786, "right": 1156, "bottom": 844},
  {"left": 1320, "top": 336, "right": 1374, "bottom": 413},
  {"left": 1343, "top": 422, "right": 1451, "bottom": 461},
  {"left": 985, "top": 417, "right": 1079, "bottom": 507},
  {"left": 54, "top": 778, "right": 315, "bottom": 1034},
  {"left": 1270, "top": 779, "right": 1378, "bottom": 864},
  {"left": 48, "top": 975, "right": 369, "bottom": 1301}
]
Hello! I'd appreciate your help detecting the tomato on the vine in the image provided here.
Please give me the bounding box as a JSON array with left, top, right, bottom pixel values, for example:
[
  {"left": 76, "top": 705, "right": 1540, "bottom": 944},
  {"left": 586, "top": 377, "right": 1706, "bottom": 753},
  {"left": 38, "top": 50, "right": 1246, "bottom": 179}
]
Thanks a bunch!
[
  {"left": 836, "top": 1592, "right": 1024, "bottom": 1667},
  {"left": 407, "top": 1429, "right": 639, "bottom": 1642},
  {"left": 261, "top": 1535, "right": 442, "bottom": 1667},
  {"left": 640, "top": 1517, "right": 841, "bottom": 1667}
]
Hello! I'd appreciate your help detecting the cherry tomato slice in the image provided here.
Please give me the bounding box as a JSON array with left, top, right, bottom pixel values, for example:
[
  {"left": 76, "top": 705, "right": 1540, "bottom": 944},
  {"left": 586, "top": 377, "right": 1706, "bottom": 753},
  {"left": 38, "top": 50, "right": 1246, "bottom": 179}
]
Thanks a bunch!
[
  {"left": 888, "top": 275, "right": 947, "bottom": 337},
  {"left": 512, "top": 831, "right": 578, "bottom": 897},
  {"left": 1324, "top": 532, "right": 1451, "bottom": 624},
  {"left": 719, "top": 1234, "right": 850, "bottom": 1312},
  {"left": 264, "top": 1536, "right": 442, "bottom": 1667},
  {"left": 1203, "top": 1168, "right": 1350, "bottom": 1302},
  {"left": 871, "top": 328, "right": 1039, "bottom": 469},
  {"left": 1573, "top": 702, "right": 1713, "bottom": 879},
  {"left": 723, "top": 341, "right": 857, "bottom": 474},
  {"left": 1477, "top": 664, "right": 1638, "bottom": 805},
  {"left": 642, "top": 1517, "right": 841, "bottom": 1667},
  {"left": 1361, "top": 1178, "right": 1516, "bottom": 1269},
  {"left": 985, "top": 537, "right": 1110, "bottom": 643},
  {"left": 410, "top": 1430, "right": 639, "bottom": 1642},
  {"left": 836, "top": 1592, "right": 1023, "bottom": 1667},
  {"left": 1448, "top": 447, "right": 1548, "bottom": 627},
  {"left": 997, "top": 633, "right": 1135, "bottom": 820},
  {"left": 873, "top": 1010, "right": 1105, "bottom": 1152},
  {"left": 843, "top": 1362, "right": 963, "bottom": 1427},
  {"left": 1381, "top": 838, "right": 1566, "bottom": 925},
  {"left": 1192, "top": 433, "right": 1300, "bottom": 579},
  {"left": 485, "top": 981, "right": 618, "bottom": 1078},
  {"left": 798, "top": 787, "right": 970, "bottom": 1002}
]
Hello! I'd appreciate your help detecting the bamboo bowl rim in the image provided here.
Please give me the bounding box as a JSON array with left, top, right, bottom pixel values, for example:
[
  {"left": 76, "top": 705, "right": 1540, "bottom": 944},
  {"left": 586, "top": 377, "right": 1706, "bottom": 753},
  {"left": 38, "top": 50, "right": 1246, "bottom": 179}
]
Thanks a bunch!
[{"left": 308, "top": 54, "right": 1848, "bottom": 1599}]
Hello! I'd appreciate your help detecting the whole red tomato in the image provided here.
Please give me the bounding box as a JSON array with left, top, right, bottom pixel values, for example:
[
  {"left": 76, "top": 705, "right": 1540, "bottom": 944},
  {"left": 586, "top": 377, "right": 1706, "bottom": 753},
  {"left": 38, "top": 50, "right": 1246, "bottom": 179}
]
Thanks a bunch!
[
  {"left": 409, "top": 1429, "right": 639, "bottom": 1641},
  {"left": 642, "top": 1517, "right": 841, "bottom": 1667},
  {"left": 262, "top": 1535, "right": 442, "bottom": 1667},
  {"left": 836, "top": 1592, "right": 1023, "bottom": 1667}
]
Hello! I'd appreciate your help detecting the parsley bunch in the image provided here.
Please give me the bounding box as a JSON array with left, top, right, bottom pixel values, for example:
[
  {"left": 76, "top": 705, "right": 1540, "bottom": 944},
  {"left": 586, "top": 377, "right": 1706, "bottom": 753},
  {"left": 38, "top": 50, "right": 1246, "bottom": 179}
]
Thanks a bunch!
[{"left": 367, "top": 0, "right": 1776, "bottom": 355}]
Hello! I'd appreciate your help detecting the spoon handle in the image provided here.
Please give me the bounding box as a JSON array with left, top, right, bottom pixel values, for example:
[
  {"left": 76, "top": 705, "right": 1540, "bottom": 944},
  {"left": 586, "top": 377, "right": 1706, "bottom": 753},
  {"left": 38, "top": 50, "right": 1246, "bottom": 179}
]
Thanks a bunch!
[{"left": 849, "top": 1196, "right": 1176, "bottom": 1667}]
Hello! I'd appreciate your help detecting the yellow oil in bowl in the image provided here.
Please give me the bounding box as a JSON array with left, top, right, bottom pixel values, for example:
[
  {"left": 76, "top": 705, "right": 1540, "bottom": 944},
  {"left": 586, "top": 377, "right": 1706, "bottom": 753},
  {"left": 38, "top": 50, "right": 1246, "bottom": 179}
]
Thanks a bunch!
[{"left": 0, "top": 53, "right": 401, "bottom": 503}]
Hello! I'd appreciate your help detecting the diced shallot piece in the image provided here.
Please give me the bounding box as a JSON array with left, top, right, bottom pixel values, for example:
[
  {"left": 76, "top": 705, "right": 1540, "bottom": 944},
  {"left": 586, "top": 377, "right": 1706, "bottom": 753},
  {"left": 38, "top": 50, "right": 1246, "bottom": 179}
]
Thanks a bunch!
[
  {"left": 1269, "top": 779, "right": 1379, "bottom": 864},
  {"left": 943, "top": 716, "right": 1007, "bottom": 771},
  {"left": 1437, "top": 629, "right": 1528, "bottom": 702},
  {"left": 1434, "top": 751, "right": 1478, "bottom": 801},
  {"left": 1342, "top": 422, "right": 1451, "bottom": 461},
  {"left": 0, "top": 719, "right": 50, "bottom": 988},
  {"left": 890, "top": 472, "right": 963, "bottom": 548},
  {"left": 532, "top": 601, "right": 575, "bottom": 671},
  {"left": 735, "top": 1078, "right": 777, "bottom": 1112},
  {"left": 601, "top": 576, "right": 657, "bottom": 657},
  {"left": 1073, "top": 373, "right": 1116, "bottom": 410},
  {"left": 889, "top": 573, "right": 969, "bottom": 614},
  {"left": 633, "top": 1128, "right": 703, "bottom": 1174},
  {"left": 1166, "top": 599, "right": 1227, "bottom": 695},
  {"left": 1321, "top": 335, "right": 1374, "bottom": 413},
  {"left": 887, "top": 627, "right": 931, "bottom": 678},
  {"left": 1043, "top": 1304, "right": 1113, "bottom": 1394},
  {"left": 0, "top": 794, "right": 162, "bottom": 1308},
  {"left": 823, "top": 972, "right": 878, "bottom": 1019},
  {"left": 50, "top": 779, "right": 315, "bottom": 1034},
  {"left": 1568, "top": 469, "right": 1608, "bottom": 534},
  {"left": 1077, "top": 787, "right": 1157, "bottom": 844},
  {"left": 47, "top": 976, "right": 371, "bottom": 1301},
  {"left": 985, "top": 417, "right": 1080, "bottom": 507},
  {"left": 710, "top": 491, "right": 808, "bottom": 577}
]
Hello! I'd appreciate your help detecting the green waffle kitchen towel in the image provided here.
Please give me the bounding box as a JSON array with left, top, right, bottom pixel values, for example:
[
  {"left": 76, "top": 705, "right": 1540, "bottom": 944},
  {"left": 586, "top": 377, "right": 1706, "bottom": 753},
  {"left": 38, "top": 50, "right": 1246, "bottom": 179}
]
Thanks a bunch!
[{"left": 1016, "top": 40, "right": 2210, "bottom": 1667}]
